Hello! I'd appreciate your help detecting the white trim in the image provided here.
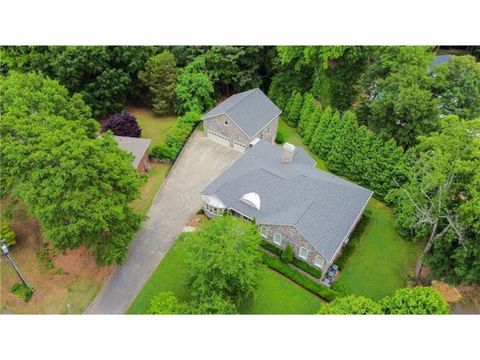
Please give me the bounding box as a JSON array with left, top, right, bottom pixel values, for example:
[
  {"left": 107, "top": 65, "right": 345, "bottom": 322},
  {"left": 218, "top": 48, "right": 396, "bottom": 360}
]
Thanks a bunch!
[
  {"left": 260, "top": 226, "right": 268, "bottom": 238},
  {"left": 299, "top": 247, "right": 309, "bottom": 260},
  {"left": 273, "top": 232, "right": 282, "bottom": 246},
  {"left": 314, "top": 255, "right": 326, "bottom": 269},
  {"left": 230, "top": 207, "right": 254, "bottom": 220}
]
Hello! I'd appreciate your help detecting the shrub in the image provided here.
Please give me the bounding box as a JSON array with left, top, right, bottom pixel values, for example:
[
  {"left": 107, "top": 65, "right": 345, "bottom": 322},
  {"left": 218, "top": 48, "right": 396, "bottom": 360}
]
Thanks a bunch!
[
  {"left": 261, "top": 253, "right": 338, "bottom": 302},
  {"left": 280, "top": 244, "right": 294, "bottom": 263},
  {"left": 10, "top": 283, "right": 33, "bottom": 302},
  {"left": 291, "top": 258, "right": 323, "bottom": 278},
  {"left": 101, "top": 111, "right": 142, "bottom": 137},
  {"left": 275, "top": 129, "right": 286, "bottom": 144},
  {"left": 317, "top": 295, "right": 383, "bottom": 314},
  {"left": 150, "top": 144, "right": 174, "bottom": 162},
  {"left": 381, "top": 287, "right": 450, "bottom": 314},
  {"left": 0, "top": 221, "right": 16, "bottom": 247},
  {"left": 260, "top": 240, "right": 281, "bottom": 256}
]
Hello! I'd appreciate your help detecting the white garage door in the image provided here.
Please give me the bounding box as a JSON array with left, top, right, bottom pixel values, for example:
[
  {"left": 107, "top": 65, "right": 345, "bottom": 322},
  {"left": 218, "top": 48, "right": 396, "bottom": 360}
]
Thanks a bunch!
[
  {"left": 208, "top": 131, "right": 231, "bottom": 147},
  {"left": 233, "top": 141, "right": 246, "bottom": 152}
]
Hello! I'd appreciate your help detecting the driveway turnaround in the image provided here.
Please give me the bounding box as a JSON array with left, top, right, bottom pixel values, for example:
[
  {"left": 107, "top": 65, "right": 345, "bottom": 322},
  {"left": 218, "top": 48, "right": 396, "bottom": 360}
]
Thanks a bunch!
[{"left": 85, "top": 131, "right": 241, "bottom": 314}]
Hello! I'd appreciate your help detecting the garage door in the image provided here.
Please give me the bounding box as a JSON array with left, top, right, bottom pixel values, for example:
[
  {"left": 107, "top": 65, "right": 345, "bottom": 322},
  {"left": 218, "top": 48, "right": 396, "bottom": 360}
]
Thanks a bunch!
[
  {"left": 208, "top": 131, "right": 231, "bottom": 147},
  {"left": 233, "top": 141, "right": 246, "bottom": 152}
]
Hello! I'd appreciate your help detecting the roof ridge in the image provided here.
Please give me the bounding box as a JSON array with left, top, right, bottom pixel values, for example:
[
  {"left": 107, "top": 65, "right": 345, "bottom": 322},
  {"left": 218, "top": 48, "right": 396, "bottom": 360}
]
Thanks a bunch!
[{"left": 223, "top": 88, "right": 259, "bottom": 114}]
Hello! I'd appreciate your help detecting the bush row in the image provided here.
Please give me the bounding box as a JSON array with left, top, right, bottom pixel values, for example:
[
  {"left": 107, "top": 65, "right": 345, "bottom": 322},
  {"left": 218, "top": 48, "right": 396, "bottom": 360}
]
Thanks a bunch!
[
  {"left": 150, "top": 111, "right": 202, "bottom": 162},
  {"left": 261, "top": 253, "right": 338, "bottom": 302},
  {"left": 260, "top": 240, "right": 323, "bottom": 279}
]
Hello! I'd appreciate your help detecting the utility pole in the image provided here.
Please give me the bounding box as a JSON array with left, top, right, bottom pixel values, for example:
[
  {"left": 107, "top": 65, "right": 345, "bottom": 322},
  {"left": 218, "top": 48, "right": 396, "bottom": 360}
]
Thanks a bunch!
[{"left": 1, "top": 240, "right": 33, "bottom": 290}]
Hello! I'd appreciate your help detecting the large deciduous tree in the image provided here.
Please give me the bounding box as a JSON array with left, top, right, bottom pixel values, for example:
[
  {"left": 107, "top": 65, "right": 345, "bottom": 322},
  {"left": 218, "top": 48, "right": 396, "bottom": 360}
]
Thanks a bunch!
[
  {"left": 317, "top": 295, "right": 383, "bottom": 315},
  {"left": 432, "top": 55, "right": 480, "bottom": 120},
  {"left": 387, "top": 115, "right": 480, "bottom": 283},
  {"left": 139, "top": 50, "right": 177, "bottom": 115},
  {"left": 184, "top": 216, "right": 262, "bottom": 306}
]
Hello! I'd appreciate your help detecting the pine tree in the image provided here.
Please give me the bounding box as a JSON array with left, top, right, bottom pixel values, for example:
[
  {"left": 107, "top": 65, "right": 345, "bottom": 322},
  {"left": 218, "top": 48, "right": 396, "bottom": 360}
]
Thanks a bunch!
[
  {"left": 283, "top": 90, "right": 296, "bottom": 124},
  {"left": 309, "top": 106, "right": 333, "bottom": 155},
  {"left": 298, "top": 93, "right": 315, "bottom": 136},
  {"left": 303, "top": 105, "right": 323, "bottom": 146},
  {"left": 327, "top": 111, "right": 358, "bottom": 177},
  {"left": 319, "top": 110, "right": 341, "bottom": 158},
  {"left": 288, "top": 91, "right": 304, "bottom": 127}
]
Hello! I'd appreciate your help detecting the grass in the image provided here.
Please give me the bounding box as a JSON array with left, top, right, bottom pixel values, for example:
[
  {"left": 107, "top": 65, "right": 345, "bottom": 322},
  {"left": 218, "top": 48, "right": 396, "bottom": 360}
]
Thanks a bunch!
[
  {"left": 128, "top": 233, "right": 324, "bottom": 314},
  {"left": 278, "top": 118, "right": 327, "bottom": 170},
  {"left": 131, "top": 163, "right": 169, "bottom": 216},
  {"left": 334, "top": 198, "right": 423, "bottom": 300},
  {"left": 127, "top": 106, "right": 177, "bottom": 147}
]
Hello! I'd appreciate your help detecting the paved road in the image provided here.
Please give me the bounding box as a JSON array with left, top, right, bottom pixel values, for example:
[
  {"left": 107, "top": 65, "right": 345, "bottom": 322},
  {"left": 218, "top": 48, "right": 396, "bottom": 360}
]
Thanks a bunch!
[{"left": 85, "top": 131, "right": 241, "bottom": 314}]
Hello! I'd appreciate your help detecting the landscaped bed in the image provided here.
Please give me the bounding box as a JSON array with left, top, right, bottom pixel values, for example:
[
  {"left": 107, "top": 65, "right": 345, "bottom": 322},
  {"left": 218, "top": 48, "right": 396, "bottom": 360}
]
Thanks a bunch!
[{"left": 128, "top": 233, "right": 325, "bottom": 315}]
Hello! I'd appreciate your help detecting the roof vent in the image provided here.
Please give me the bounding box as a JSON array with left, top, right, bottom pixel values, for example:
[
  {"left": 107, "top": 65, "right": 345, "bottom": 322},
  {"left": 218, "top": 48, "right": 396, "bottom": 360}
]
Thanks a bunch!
[
  {"left": 240, "top": 192, "right": 261, "bottom": 210},
  {"left": 281, "top": 143, "right": 296, "bottom": 163}
]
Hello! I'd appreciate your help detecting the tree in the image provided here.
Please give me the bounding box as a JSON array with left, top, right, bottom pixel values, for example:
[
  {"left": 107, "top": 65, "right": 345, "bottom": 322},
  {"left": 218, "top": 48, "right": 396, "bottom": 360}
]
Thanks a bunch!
[
  {"left": 298, "top": 93, "right": 315, "bottom": 136},
  {"left": 309, "top": 106, "right": 333, "bottom": 155},
  {"left": 280, "top": 244, "right": 294, "bottom": 263},
  {"left": 184, "top": 293, "right": 238, "bottom": 315},
  {"left": 139, "top": 51, "right": 177, "bottom": 115},
  {"left": 432, "top": 55, "right": 480, "bottom": 120},
  {"left": 175, "top": 58, "right": 215, "bottom": 115},
  {"left": 81, "top": 68, "right": 130, "bottom": 118},
  {"left": 386, "top": 116, "right": 480, "bottom": 283},
  {"left": 184, "top": 215, "right": 262, "bottom": 306},
  {"left": 101, "top": 111, "right": 142, "bottom": 137},
  {"left": 1, "top": 90, "right": 143, "bottom": 266},
  {"left": 366, "top": 65, "right": 440, "bottom": 148},
  {"left": 284, "top": 91, "right": 303, "bottom": 127},
  {"left": 303, "top": 105, "right": 323, "bottom": 146},
  {"left": 0, "top": 71, "right": 93, "bottom": 126},
  {"left": 381, "top": 287, "right": 450, "bottom": 314},
  {"left": 149, "top": 292, "right": 184, "bottom": 314},
  {"left": 317, "top": 295, "right": 383, "bottom": 314},
  {"left": 0, "top": 222, "right": 16, "bottom": 247}
]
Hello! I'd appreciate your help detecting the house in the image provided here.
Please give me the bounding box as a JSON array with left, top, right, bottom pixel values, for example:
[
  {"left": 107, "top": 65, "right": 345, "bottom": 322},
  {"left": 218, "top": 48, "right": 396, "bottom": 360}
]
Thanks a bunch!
[
  {"left": 114, "top": 135, "right": 152, "bottom": 174},
  {"left": 202, "top": 88, "right": 281, "bottom": 152},
  {"left": 201, "top": 141, "right": 373, "bottom": 277}
]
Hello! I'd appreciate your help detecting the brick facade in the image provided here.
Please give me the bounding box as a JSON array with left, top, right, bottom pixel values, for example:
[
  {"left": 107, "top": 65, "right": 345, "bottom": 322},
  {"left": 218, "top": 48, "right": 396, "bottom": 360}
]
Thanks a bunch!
[
  {"left": 204, "top": 114, "right": 279, "bottom": 149},
  {"left": 136, "top": 150, "right": 151, "bottom": 175}
]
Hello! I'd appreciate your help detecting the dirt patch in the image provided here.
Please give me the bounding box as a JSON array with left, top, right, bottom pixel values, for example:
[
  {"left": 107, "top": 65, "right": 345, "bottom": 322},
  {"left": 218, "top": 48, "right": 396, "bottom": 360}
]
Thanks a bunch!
[
  {"left": 451, "top": 284, "right": 480, "bottom": 314},
  {"left": 1, "top": 202, "right": 112, "bottom": 314},
  {"left": 186, "top": 213, "right": 208, "bottom": 228},
  {"left": 431, "top": 280, "right": 462, "bottom": 303}
]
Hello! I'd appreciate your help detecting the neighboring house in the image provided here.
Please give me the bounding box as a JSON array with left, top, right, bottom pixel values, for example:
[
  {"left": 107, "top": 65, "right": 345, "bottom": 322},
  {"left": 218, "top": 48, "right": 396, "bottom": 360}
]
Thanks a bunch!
[
  {"left": 201, "top": 141, "right": 373, "bottom": 277},
  {"left": 114, "top": 135, "right": 152, "bottom": 174},
  {"left": 202, "top": 88, "right": 281, "bottom": 152}
]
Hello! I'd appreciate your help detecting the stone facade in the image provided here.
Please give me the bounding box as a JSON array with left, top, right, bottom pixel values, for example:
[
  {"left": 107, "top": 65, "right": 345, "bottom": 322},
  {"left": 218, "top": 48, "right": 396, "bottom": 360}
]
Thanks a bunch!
[
  {"left": 204, "top": 114, "right": 278, "bottom": 149},
  {"left": 260, "top": 224, "right": 330, "bottom": 275}
]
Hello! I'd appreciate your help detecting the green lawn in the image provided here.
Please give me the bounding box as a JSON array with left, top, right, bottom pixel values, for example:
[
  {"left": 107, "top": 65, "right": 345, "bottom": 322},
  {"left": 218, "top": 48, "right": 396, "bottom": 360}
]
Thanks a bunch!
[
  {"left": 278, "top": 118, "right": 327, "bottom": 170},
  {"left": 131, "top": 163, "right": 169, "bottom": 216},
  {"left": 127, "top": 106, "right": 177, "bottom": 146},
  {"left": 128, "top": 233, "right": 324, "bottom": 314},
  {"left": 334, "top": 198, "right": 423, "bottom": 300}
]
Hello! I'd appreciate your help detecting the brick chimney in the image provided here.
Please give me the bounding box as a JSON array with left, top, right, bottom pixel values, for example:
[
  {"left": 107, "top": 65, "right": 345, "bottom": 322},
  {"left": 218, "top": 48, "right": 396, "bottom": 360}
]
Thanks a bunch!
[{"left": 281, "top": 143, "right": 295, "bottom": 163}]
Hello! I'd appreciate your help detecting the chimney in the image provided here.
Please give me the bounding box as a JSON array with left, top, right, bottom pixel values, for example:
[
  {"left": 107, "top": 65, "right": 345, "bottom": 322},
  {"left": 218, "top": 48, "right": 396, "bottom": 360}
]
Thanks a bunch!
[{"left": 281, "top": 143, "right": 295, "bottom": 163}]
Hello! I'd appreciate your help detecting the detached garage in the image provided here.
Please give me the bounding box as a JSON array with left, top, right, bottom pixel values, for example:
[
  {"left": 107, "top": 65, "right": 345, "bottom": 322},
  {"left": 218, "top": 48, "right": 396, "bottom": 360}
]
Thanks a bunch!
[
  {"left": 207, "top": 131, "right": 231, "bottom": 147},
  {"left": 202, "top": 88, "right": 281, "bottom": 153}
]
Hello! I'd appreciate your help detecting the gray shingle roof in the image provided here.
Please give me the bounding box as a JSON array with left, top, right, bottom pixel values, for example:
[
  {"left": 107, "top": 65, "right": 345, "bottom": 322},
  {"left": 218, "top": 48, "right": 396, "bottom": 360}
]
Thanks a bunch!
[
  {"left": 202, "top": 141, "right": 373, "bottom": 262},
  {"left": 114, "top": 136, "right": 151, "bottom": 168},
  {"left": 202, "top": 88, "right": 282, "bottom": 138}
]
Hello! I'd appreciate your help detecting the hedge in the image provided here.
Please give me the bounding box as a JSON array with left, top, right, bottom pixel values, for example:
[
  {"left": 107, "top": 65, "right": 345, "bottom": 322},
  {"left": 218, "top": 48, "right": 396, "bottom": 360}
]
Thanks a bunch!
[
  {"left": 261, "top": 253, "right": 338, "bottom": 302},
  {"left": 260, "top": 240, "right": 322, "bottom": 279}
]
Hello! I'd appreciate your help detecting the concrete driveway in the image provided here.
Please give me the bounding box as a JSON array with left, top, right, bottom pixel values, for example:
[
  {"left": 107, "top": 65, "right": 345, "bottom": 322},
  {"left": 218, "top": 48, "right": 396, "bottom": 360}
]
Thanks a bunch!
[{"left": 85, "top": 131, "right": 241, "bottom": 314}]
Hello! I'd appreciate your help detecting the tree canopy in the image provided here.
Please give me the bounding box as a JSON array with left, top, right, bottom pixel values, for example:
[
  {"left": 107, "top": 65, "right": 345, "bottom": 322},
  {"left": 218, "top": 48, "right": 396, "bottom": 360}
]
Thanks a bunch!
[
  {"left": 317, "top": 295, "right": 383, "bottom": 314},
  {"left": 381, "top": 287, "right": 450, "bottom": 315},
  {"left": 101, "top": 111, "right": 142, "bottom": 138},
  {"left": 184, "top": 215, "right": 262, "bottom": 306}
]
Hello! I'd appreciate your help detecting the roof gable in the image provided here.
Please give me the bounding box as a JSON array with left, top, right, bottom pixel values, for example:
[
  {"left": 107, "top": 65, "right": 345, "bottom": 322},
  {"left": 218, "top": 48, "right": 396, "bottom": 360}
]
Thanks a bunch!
[
  {"left": 114, "top": 136, "right": 151, "bottom": 168},
  {"left": 202, "top": 88, "right": 281, "bottom": 137}
]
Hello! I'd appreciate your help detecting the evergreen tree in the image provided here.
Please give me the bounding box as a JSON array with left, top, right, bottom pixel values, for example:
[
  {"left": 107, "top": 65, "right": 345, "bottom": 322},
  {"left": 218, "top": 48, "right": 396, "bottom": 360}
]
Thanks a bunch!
[
  {"left": 298, "top": 93, "right": 315, "bottom": 136},
  {"left": 318, "top": 110, "right": 341, "bottom": 158},
  {"left": 287, "top": 91, "right": 303, "bottom": 127},
  {"left": 309, "top": 106, "right": 333, "bottom": 155},
  {"left": 327, "top": 111, "right": 358, "bottom": 177},
  {"left": 303, "top": 105, "right": 323, "bottom": 146}
]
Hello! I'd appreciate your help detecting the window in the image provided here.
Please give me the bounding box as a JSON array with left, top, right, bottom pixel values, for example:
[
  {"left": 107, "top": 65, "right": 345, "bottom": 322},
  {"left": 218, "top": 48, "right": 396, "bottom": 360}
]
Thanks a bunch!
[
  {"left": 260, "top": 226, "right": 268, "bottom": 238},
  {"left": 299, "top": 247, "right": 309, "bottom": 260},
  {"left": 224, "top": 120, "right": 229, "bottom": 126},
  {"left": 314, "top": 255, "right": 326, "bottom": 269},
  {"left": 273, "top": 232, "right": 282, "bottom": 246}
]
